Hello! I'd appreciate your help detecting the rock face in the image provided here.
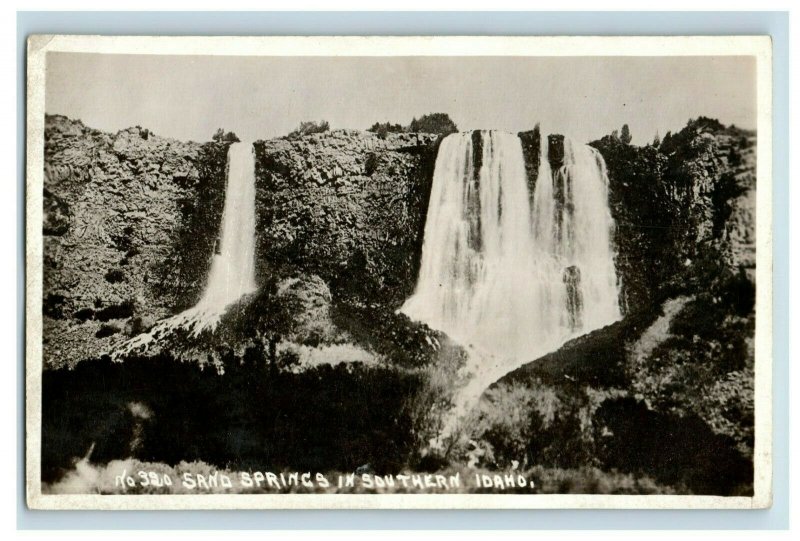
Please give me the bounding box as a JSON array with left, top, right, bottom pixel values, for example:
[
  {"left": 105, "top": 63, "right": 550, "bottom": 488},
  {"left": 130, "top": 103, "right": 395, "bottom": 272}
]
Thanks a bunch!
[
  {"left": 253, "top": 129, "right": 440, "bottom": 307},
  {"left": 518, "top": 127, "right": 541, "bottom": 201},
  {"left": 42, "top": 115, "right": 229, "bottom": 367},
  {"left": 591, "top": 117, "right": 756, "bottom": 313}
]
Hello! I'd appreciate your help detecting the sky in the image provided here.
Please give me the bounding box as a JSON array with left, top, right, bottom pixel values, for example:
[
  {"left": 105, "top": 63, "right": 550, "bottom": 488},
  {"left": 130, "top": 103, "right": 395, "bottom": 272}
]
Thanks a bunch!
[{"left": 45, "top": 53, "right": 756, "bottom": 145}]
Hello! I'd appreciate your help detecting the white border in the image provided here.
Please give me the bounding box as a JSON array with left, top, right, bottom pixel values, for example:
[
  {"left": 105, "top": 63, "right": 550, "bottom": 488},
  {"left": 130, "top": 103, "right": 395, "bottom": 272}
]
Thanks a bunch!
[{"left": 25, "top": 35, "right": 773, "bottom": 511}]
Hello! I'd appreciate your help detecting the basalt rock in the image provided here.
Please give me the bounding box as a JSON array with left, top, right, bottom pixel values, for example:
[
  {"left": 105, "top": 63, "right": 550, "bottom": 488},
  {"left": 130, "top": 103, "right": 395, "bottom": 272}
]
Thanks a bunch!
[
  {"left": 591, "top": 117, "right": 756, "bottom": 314},
  {"left": 518, "top": 126, "right": 541, "bottom": 198},
  {"left": 42, "top": 115, "right": 229, "bottom": 368},
  {"left": 253, "top": 129, "right": 441, "bottom": 307}
]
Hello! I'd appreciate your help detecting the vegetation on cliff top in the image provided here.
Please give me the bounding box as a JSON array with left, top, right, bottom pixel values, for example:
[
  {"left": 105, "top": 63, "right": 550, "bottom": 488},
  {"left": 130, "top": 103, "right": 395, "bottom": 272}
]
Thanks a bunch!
[
  {"left": 368, "top": 113, "right": 459, "bottom": 139},
  {"left": 287, "top": 120, "right": 330, "bottom": 139}
]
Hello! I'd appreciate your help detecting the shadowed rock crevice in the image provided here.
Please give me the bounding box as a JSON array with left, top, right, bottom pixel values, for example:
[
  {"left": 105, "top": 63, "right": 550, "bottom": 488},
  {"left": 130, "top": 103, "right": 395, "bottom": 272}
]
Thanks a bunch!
[{"left": 517, "top": 125, "right": 541, "bottom": 198}]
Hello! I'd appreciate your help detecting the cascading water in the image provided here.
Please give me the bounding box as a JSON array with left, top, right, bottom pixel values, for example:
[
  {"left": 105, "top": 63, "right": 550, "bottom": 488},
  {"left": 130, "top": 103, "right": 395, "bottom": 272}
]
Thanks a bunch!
[
  {"left": 532, "top": 137, "right": 621, "bottom": 334},
  {"left": 113, "top": 142, "right": 257, "bottom": 358},
  {"left": 194, "top": 142, "right": 257, "bottom": 311},
  {"left": 401, "top": 130, "right": 621, "bottom": 442}
]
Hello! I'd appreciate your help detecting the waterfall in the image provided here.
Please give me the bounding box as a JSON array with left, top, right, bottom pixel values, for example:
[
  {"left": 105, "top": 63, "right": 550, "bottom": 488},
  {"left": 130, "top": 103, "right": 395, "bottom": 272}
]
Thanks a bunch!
[
  {"left": 113, "top": 142, "right": 257, "bottom": 359},
  {"left": 196, "top": 141, "right": 257, "bottom": 310},
  {"left": 401, "top": 130, "right": 620, "bottom": 441}
]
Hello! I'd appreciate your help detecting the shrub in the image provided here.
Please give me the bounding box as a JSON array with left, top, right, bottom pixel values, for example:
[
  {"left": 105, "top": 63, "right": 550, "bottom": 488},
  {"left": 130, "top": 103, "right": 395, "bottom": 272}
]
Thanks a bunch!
[
  {"left": 364, "top": 153, "right": 379, "bottom": 176},
  {"left": 620, "top": 124, "right": 632, "bottom": 145},
  {"left": 465, "top": 379, "right": 589, "bottom": 470},
  {"left": 73, "top": 308, "right": 95, "bottom": 322},
  {"left": 212, "top": 128, "right": 241, "bottom": 143},
  {"left": 95, "top": 300, "right": 135, "bottom": 322},
  {"left": 110, "top": 225, "right": 135, "bottom": 252},
  {"left": 44, "top": 294, "right": 67, "bottom": 319},
  {"left": 368, "top": 122, "right": 404, "bottom": 139},
  {"left": 287, "top": 120, "right": 330, "bottom": 139},
  {"left": 408, "top": 113, "right": 458, "bottom": 135},
  {"left": 95, "top": 323, "right": 121, "bottom": 338}
]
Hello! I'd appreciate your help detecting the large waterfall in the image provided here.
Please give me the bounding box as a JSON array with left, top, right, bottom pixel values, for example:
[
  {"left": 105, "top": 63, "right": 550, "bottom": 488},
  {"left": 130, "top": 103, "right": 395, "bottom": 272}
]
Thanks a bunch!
[
  {"left": 113, "top": 142, "right": 257, "bottom": 358},
  {"left": 401, "top": 130, "right": 621, "bottom": 439}
]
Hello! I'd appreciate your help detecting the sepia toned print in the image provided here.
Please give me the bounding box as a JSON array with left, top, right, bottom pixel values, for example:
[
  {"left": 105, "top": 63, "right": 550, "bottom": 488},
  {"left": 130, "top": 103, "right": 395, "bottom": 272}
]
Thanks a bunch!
[{"left": 26, "top": 36, "right": 772, "bottom": 510}]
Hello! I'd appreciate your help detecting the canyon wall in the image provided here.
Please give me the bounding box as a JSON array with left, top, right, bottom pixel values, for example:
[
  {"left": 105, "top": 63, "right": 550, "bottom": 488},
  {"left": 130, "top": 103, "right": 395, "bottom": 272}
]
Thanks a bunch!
[
  {"left": 41, "top": 115, "right": 755, "bottom": 373},
  {"left": 253, "top": 130, "right": 440, "bottom": 307},
  {"left": 592, "top": 117, "right": 756, "bottom": 314},
  {"left": 42, "top": 115, "right": 229, "bottom": 368}
]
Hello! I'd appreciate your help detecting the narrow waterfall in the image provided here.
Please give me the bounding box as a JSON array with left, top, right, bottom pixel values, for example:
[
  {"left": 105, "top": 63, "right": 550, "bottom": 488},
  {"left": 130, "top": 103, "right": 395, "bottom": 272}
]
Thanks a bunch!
[
  {"left": 196, "top": 142, "right": 257, "bottom": 310},
  {"left": 113, "top": 142, "right": 257, "bottom": 358},
  {"left": 401, "top": 130, "right": 620, "bottom": 441}
]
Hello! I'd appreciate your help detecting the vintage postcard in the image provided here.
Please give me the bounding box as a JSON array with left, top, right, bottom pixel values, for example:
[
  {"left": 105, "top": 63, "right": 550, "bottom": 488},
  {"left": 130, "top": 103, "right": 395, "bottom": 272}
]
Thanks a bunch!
[{"left": 26, "top": 35, "right": 772, "bottom": 510}]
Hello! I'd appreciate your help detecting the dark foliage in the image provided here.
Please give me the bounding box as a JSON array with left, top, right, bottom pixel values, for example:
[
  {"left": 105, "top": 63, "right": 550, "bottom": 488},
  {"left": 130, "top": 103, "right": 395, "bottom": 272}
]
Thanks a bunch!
[
  {"left": 212, "top": 128, "right": 241, "bottom": 143},
  {"left": 104, "top": 269, "right": 126, "bottom": 284},
  {"left": 593, "top": 397, "right": 753, "bottom": 495},
  {"left": 73, "top": 307, "right": 95, "bottom": 322},
  {"left": 499, "top": 307, "right": 658, "bottom": 389},
  {"left": 95, "top": 300, "right": 135, "bottom": 322},
  {"left": 41, "top": 356, "right": 421, "bottom": 484},
  {"left": 287, "top": 120, "right": 330, "bottom": 139},
  {"left": 367, "top": 122, "right": 404, "bottom": 139},
  {"left": 43, "top": 294, "right": 67, "bottom": 320},
  {"left": 620, "top": 124, "right": 632, "bottom": 145},
  {"left": 95, "top": 323, "right": 121, "bottom": 338},
  {"left": 110, "top": 225, "right": 136, "bottom": 253},
  {"left": 368, "top": 114, "right": 457, "bottom": 137},
  {"left": 364, "top": 153, "right": 379, "bottom": 177},
  {"left": 331, "top": 302, "right": 442, "bottom": 369},
  {"left": 408, "top": 113, "right": 458, "bottom": 135}
]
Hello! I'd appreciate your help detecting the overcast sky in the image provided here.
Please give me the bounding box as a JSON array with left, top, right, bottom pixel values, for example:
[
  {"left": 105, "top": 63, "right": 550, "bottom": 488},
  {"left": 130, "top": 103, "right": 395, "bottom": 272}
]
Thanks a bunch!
[{"left": 46, "top": 53, "right": 756, "bottom": 145}]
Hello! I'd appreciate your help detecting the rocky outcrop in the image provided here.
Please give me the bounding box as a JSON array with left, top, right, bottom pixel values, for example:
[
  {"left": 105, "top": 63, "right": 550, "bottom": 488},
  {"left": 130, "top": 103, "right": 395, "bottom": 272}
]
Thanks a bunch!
[
  {"left": 42, "top": 118, "right": 444, "bottom": 367},
  {"left": 518, "top": 127, "right": 541, "bottom": 201},
  {"left": 42, "top": 115, "right": 229, "bottom": 368},
  {"left": 591, "top": 117, "right": 756, "bottom": 314},
  {"left": 253, "top": 129, "right": 440, "bottom": 307}
]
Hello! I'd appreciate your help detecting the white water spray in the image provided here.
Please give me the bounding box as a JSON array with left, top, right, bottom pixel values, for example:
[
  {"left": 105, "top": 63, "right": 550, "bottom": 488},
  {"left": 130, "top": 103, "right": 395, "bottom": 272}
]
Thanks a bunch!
[
  {"left": 400, "top": 130, "right": 621, "bottom": 442},
  {"left": 113, "top": 142, "right": 257, "bottom": 358}
]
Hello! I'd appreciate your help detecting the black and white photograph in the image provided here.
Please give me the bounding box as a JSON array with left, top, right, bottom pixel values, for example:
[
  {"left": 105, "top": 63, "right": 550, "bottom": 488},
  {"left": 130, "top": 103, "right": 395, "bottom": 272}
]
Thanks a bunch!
[{"left": 25, "top": 35, "right": 772, "bottom": 509}]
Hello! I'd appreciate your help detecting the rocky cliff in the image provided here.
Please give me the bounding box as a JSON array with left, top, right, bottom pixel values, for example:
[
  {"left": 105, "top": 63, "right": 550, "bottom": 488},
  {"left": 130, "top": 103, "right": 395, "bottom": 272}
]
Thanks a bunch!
[
  {"left": 41, "top": 118, "right": 443, "bottom": 368},
  {"left": 592, "top": 117, "right": 756, "bottom": 313},
  {"left": 253, "top": 129, "right": 440, "bottom": 307},
  {"left": 42, "top": 115, "right": 230, "bottom": 368}
]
